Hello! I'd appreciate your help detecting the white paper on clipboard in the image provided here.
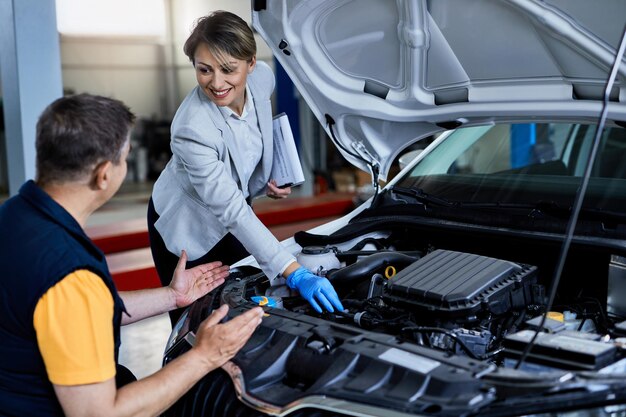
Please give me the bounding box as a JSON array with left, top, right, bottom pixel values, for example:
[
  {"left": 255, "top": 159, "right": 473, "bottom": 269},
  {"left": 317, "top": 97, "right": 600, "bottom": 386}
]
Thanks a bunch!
[{"left": 271, "top": 113, "right": 305, "bottom": 188}]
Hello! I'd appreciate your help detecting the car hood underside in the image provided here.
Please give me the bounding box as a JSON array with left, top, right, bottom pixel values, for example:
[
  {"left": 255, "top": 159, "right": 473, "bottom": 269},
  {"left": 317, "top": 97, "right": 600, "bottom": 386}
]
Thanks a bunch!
[{"left": 252, "top": 0, "right": 626, "bottom": 179}]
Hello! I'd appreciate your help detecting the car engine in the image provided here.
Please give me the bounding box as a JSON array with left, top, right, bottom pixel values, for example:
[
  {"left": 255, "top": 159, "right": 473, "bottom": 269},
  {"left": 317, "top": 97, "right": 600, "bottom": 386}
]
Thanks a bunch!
[
  {"left": 238, "top": 232, "right": 625, "bottom": 372},
  {"left": 293, "top": 245, "right": 543, "bottom": 362},
  {"left": 162, "top": 227, "right": 626, "bottom": 417}
]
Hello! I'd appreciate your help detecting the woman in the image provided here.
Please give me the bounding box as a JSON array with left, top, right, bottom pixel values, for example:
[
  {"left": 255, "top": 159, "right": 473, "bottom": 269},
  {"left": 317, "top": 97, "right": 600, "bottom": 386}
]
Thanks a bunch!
[{"left": 147, "top": 11, "right": 343, "bottom": 322}]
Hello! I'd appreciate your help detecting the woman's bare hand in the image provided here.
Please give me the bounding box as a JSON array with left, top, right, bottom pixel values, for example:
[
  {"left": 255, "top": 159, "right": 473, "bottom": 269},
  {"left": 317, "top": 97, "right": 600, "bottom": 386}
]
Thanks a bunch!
[{"left": 266, "top": 179, "right": 291, "bottom": 199}]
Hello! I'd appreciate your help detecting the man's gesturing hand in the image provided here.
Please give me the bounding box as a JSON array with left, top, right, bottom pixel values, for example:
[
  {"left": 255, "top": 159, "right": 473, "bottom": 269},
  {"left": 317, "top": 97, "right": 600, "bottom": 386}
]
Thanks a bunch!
[
  {"left": 169, "top": 250, "right": 230, "bottom": 308},
  {"left": 193, "top": 305, "right": 264, "bottom": 371}
]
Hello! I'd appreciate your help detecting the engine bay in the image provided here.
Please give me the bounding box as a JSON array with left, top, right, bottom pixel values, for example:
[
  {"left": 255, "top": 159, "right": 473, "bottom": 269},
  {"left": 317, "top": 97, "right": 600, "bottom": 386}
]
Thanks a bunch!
[
  {"left": 238, "top": 228, "right": 626, "bottom": 374},
  {"left": 164, "top": 221, "right": 626, "bottom": 416}
]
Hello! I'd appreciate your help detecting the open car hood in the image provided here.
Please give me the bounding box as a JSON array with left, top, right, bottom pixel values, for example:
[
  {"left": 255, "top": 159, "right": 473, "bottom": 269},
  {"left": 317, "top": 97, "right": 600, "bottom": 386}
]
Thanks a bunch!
[{"left": 252, "top": 0, "right": 626, "bottom": 179}]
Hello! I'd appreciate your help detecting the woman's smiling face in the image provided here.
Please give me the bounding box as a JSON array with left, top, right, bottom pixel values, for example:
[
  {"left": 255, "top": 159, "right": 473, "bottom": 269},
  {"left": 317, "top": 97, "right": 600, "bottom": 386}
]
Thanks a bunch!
[{"left": 193, "top": 43, "right": 256, "bottom": 116}]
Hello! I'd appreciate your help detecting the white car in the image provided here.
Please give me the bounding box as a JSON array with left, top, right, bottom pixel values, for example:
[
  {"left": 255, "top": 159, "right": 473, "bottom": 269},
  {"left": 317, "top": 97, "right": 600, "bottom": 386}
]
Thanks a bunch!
[{"left": 163, "top": 1, "right": 626, "bottom": 416}]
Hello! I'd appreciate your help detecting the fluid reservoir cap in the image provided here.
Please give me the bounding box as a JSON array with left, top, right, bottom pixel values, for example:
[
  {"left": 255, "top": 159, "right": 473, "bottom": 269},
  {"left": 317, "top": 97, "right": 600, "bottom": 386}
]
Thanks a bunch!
[
  {"left": 547, "top": 311, "right": 564, "bottom": 322},
  {"left": 301, "top": 246, "right": 333, "bottom": 255},
  {"left": 251, "top": 296, "right": 282, "bottom": 309},
  {"left": 297, "top": 246, "right": 341, "bottom": 275}
]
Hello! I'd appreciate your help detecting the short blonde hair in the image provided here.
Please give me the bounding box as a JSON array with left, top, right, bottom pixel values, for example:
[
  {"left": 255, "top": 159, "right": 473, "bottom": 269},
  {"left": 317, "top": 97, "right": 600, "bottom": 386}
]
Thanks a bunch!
[{"left": 183, "top": 10, "right": 256, "bottom": 67}]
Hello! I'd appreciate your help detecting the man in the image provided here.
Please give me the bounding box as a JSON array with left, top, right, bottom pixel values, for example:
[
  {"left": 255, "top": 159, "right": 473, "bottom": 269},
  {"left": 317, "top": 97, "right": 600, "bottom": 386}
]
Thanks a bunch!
[{"left": 0, "top": 94, "right": 263, "bottom": 417}]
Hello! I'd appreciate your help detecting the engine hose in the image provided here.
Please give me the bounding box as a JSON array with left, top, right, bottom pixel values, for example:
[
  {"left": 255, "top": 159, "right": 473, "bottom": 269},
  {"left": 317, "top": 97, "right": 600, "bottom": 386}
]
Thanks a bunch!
[{"left": 326, "top": 252, "right": 418, "bottom": 287}]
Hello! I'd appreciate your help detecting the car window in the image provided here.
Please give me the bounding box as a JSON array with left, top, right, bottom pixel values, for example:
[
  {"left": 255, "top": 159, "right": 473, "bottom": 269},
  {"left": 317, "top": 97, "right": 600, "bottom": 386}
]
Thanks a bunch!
[
  {"left": 399, "top": 123, "right": 626, "bottom": 211},
  {"left": 410, "top": 123, "right": 605, "bottom": 176},
  {"left": 406, "top": 122, "right": 626, "bottom": 177}
]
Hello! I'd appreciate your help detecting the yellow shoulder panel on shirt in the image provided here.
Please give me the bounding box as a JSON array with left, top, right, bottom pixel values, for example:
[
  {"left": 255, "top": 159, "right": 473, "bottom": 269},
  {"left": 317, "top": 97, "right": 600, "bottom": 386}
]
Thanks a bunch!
[{"left": 33, "top": 269, "right": 116, "bottom": 386}]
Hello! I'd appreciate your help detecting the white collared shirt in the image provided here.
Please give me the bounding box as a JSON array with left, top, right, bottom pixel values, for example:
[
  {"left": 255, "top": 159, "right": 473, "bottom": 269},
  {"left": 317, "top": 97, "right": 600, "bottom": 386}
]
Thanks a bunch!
[{"left": 218, "top": 86, "right": 263, "bottom": 198}]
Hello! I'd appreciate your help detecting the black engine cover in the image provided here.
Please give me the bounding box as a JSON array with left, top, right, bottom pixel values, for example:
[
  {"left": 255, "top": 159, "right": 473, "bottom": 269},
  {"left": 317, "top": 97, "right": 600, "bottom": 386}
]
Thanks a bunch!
[{"left": 383, "top": 249, "right": 540, "bottom": 319}]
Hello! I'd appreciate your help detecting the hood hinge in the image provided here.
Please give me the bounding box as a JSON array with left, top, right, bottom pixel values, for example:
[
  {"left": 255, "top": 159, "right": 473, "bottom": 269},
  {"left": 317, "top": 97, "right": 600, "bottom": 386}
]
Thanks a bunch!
[
  {"left": 352, "top": 141, "right": 381, "bottom": 193},
  {"left": 324, "top": 114, "right": 381, "bottom": 196}
]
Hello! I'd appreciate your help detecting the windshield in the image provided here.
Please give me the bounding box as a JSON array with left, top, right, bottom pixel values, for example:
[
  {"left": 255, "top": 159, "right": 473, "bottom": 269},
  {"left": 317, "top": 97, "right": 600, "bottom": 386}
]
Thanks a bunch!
[{"left": 396, "top": 123, "right": 626, "bottom": 213}]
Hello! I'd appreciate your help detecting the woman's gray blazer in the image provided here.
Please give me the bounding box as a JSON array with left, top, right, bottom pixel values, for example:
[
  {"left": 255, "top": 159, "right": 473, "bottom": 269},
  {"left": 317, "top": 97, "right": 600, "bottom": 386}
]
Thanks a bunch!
[{"left": 151, "top": 61, "right": 295, "bottom": 279}]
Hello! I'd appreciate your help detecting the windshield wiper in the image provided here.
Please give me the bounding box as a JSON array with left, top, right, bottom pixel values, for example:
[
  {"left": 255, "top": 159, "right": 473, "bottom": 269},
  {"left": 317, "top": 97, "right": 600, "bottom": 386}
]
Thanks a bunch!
[
  {"left": 391, "top": 188, "right": 571, "bottom": 218},
  {"left": 390, "top": 185, "right": 455, "bottom": 207},
  {"left": 390, "top": 187, "right": 571, "bottom": 220},
  {"left": 454, "top": 201, "right": 626, "bottom": 224},
  {"left": 456, "top": 200, "right": 573, "bottom": 220},
  {"left": 391, "top": 186, "right": 626, "bottom": 224}
]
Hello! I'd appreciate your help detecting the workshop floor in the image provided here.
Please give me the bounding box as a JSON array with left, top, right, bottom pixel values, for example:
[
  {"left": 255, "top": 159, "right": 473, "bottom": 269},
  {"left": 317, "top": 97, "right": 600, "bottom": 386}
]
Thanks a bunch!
[{"left": 119, "top": 313, "right": 172, "bottom": 379}]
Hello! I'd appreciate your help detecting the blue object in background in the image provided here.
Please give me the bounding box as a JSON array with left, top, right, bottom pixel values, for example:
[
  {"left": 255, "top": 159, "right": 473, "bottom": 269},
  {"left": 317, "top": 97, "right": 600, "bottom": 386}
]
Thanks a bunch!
[
  {"left": 510, "top": 124, "right": 536, "bottom": 168},
  {"left": 274, "top": 58, "right": 301, "bottom": 149}
]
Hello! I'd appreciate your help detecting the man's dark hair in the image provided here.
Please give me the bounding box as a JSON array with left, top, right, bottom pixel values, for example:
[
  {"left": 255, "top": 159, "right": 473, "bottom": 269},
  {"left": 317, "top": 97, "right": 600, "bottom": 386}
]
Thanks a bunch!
[{"left": 36, "top": 94, "right": 136, "bottom": 185}]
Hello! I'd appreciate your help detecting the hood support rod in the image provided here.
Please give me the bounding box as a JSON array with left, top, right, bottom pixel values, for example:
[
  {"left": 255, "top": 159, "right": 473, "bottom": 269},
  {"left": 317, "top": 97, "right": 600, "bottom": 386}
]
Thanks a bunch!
[{"left": 515, "top": 22, "right": 626, "bottom": 370}]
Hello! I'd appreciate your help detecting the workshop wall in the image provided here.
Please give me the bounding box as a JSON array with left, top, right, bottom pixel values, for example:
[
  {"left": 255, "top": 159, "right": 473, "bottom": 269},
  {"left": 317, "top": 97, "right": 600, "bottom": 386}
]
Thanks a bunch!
[
  {"left": 59, "top": 0, "right": 274, "bottom": 120},
  {"left": 61, "top": 37, "right": 166, "bottom": 119}
]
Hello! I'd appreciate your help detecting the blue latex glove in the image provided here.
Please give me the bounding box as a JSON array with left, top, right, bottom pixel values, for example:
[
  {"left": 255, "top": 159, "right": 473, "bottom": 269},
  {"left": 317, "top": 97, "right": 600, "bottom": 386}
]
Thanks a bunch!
[{"left": 286, "top": 267, "right": 344, "bottom": 313}]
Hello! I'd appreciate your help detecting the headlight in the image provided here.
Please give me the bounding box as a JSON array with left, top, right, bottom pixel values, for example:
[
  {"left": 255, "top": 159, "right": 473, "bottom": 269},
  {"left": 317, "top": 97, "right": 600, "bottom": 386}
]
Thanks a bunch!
[{"left": 164, "top": 308, "right": 190, "bottom": 353}]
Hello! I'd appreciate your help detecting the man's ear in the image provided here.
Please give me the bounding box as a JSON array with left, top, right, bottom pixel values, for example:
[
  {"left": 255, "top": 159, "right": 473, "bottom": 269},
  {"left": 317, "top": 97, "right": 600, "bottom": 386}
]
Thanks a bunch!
[{"left": 93, "top": 161, "right": 113, "bottom": 190}]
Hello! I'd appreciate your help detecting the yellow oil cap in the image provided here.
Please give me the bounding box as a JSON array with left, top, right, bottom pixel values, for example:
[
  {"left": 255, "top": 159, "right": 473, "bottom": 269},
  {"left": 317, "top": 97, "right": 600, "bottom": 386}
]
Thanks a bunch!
[{"left": 384, "top": 266, "right": 396, "bottom": 279}]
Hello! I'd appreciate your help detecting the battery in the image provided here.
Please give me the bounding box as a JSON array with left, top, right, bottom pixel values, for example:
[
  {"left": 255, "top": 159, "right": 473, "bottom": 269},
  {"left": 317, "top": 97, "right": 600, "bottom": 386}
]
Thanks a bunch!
[{"left": 503, "top": 329, "right": 617, "bottom": 370}]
